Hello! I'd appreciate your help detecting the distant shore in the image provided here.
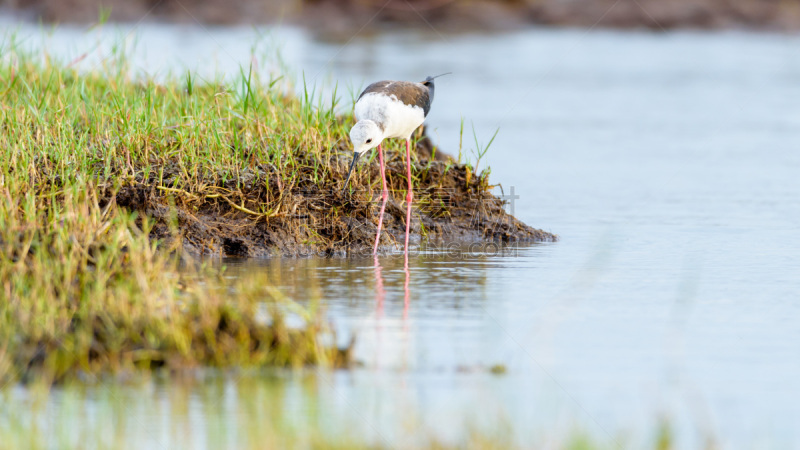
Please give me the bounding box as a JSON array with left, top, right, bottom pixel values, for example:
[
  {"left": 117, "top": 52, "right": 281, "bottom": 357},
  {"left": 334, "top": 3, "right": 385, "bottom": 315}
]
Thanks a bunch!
[{"left": 8, "top": 0, "right": 800, "bottom": 32}]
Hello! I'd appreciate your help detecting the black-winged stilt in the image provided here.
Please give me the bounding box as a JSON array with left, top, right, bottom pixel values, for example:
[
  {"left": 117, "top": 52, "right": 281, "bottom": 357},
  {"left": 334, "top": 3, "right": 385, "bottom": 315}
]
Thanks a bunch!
[{"left": 343, "top": 73, "right": 449, "bottom": 256}]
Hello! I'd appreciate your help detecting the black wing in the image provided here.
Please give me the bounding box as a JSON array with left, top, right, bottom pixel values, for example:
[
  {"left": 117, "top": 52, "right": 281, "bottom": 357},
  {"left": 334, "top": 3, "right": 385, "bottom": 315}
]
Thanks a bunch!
[{"left": 357, "top": 80, "right": 433, "bottom": 116}]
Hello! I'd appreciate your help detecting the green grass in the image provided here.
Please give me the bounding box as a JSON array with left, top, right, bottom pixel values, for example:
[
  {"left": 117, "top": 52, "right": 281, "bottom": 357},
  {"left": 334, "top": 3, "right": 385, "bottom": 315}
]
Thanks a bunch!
[
  {"left": 0, "top": 47, "right": 349, "bottom": 208},
  {"left": 0, "top": 42, "right": 362, "bottom": 383},
  {"left": 0, "top": 176, "right": 346, "bottom": 383}
]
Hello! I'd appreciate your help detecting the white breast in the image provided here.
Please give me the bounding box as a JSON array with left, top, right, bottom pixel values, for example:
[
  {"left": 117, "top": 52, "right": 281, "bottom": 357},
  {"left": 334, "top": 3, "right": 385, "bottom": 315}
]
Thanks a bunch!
[{"left": 354, "top": 93, "right": 426, "bottom": 140}]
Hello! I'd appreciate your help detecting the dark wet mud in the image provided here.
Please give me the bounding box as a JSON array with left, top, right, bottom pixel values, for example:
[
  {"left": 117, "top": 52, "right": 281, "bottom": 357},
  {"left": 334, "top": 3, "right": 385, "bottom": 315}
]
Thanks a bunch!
[{"left": 113, "top": 136, "right": 555, "bottom": 258}]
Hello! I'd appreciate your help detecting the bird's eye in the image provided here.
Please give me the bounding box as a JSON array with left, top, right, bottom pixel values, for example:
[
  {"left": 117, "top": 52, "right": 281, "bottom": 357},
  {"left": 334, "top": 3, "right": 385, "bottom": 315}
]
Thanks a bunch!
[{"left": 366, "top": 139, "right": 372, "bottom": 144}]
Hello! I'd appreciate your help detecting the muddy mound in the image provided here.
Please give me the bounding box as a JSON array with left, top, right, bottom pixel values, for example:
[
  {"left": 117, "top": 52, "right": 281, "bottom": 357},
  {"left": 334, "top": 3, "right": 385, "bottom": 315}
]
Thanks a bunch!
[
  {"left": 114, "top": 140, "right": 556, "bottom": 258},
  {"left": 3, "top": 55, "right": 554, "bottom": 259}
]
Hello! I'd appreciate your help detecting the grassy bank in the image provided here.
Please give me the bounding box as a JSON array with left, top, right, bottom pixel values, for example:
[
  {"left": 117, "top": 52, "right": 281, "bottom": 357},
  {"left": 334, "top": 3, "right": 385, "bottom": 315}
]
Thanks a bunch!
[
  {"left": 1, "top": 42, "right": 552, "bottom": 259},
  {"left": 0, "top": 47, "right": 363, "bottom": 383}
]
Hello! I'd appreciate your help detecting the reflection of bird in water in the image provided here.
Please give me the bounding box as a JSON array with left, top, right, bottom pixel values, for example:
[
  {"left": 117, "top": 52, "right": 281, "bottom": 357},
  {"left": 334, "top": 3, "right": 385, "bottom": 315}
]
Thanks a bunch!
[
  {"left": 371, "top": 255, "right": 412, "bottom": 370},
  {"left": 374, "top": 255, "right": 386, "bottom": 313},
  {"left": 343, "top": 73, "right": 450, "bottom": 255},
  {"left": 372, "top": 255, "right": 410, "bottom": 318},
  {"left": 403, "top": 253, "right": 410, "bottom": 320}
]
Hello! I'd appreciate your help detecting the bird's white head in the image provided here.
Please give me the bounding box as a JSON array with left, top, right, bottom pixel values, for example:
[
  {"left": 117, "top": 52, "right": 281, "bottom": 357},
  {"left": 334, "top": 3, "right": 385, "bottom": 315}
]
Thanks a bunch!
[
  {"left": 349, "top": 120, "right": 383, "bottom": 155},
  {"left": 343, "top": 120, "right": 383, "bottom": 191}
]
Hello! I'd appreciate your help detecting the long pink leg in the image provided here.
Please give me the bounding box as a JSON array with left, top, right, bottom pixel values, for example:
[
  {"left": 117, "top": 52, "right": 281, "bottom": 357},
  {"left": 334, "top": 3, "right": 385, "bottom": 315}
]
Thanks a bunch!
[
  {"left": 404, "top": 139, "right": 413, "bottom": 254},
  {"left": 373, "top": 144, "right": 388, "bottom": 255}
]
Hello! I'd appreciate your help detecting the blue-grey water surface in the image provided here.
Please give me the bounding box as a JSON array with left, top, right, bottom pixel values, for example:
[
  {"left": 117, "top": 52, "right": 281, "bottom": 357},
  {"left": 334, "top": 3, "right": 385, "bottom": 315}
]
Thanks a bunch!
[{"left": 4, "top": 19, "right": 800, "bottom": 448}]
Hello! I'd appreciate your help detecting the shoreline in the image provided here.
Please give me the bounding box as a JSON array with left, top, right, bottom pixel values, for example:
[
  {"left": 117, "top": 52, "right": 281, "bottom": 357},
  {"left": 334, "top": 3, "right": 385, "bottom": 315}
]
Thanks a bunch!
[{"left": 7, "top": 0, "right": 800, "bottom": 33}]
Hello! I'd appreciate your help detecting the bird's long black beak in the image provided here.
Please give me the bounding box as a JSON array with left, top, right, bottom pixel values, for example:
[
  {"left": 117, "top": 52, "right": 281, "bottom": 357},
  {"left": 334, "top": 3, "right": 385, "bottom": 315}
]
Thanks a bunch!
[{"left": 342, "top": 152, "right": 361, "bottom": 193}]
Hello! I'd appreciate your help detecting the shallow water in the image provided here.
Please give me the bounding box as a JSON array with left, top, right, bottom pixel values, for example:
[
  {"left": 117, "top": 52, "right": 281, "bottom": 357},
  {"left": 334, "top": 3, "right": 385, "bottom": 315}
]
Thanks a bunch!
[{"left": 4, "top": 19, "right": 800, "bottom": 448}]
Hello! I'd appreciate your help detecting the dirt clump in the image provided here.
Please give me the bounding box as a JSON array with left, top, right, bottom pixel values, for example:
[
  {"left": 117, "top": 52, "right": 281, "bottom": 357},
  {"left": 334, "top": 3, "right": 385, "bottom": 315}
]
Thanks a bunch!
[{"left": 113, "top": 141, "right": 555, "bottom": 258}]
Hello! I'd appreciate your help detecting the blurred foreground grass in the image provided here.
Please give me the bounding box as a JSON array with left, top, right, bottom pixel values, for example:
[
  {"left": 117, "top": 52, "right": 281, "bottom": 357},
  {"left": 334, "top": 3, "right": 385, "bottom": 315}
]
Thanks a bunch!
[
  {"left": 0, "top": 176, "right": 346, "bottom": 384},
  {"left": 0, "top": 374, "right": 682, "bottom": 450}
]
